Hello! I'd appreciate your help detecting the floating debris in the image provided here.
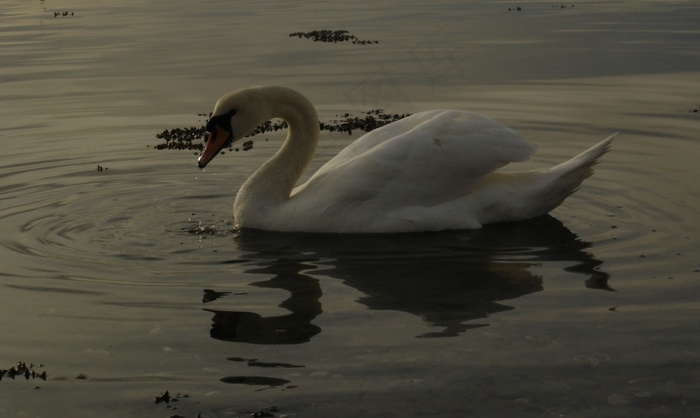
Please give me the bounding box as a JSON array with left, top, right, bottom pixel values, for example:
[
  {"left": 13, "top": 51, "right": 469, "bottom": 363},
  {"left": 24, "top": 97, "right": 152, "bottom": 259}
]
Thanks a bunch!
[
  {"left": 155, "top": 390, "right": 171, "bottom": 404},
  {"left": 53, "top": 11, "right": 75, "bottom": 17},
  {"left": 247, "top": 360, "right": 305, "bottom": 369},
  {"left": 289, "top": 30, "right": 378, "bottom": 45},
  {"left": 240, "top": 140, "right": 254, "bottom": 152},
  {"left": 154, "top": 391, "right": 198, "bottom": 416},
  {"left": 203, "top": 288, "right": 232, "bottom": 303},
  {"left": 690, "top": 105, "right": 700, "bottom": 113},
  {"left": 220, "top": 376, "right": 290, "bottom": 386},
  {"left": 0, "top": 362, "right": 47, "bottom": 382},
  {"left": 227, "top": 357, "right": 305, "bottom": 368},
  {"left": 154, "top": 110, "right": 410, "bottom": 152},
  {"left": 155, "top": 125, "right": 207, "bottom": 151},
  {"left": 251, "top": 406, "right": 279, "bottom": 418},
  {"left": 324, "top": 109, "right": 412, "bottom": 136}
]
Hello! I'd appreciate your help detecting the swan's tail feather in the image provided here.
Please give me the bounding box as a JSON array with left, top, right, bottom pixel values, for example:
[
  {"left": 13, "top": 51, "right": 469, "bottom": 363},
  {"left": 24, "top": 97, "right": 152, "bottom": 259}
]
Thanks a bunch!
[
  {"left": 552, "top": 133, "right": 615, "bottom": 174},
  {"left": 440, "top": 133, "right": 614, "bottom": 227},
  {"left": 545, "top": 133, "right": 616, "bottom": 203}
]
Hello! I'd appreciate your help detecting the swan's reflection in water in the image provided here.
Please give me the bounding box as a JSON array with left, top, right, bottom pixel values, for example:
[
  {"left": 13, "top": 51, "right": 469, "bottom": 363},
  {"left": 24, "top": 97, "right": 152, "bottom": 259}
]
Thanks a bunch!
[
  {"left": 206, "top": 262, "right": 323, "bottom": 344},
  {"left": 205, "top": 216, "right": 609, "bottom": 344}
]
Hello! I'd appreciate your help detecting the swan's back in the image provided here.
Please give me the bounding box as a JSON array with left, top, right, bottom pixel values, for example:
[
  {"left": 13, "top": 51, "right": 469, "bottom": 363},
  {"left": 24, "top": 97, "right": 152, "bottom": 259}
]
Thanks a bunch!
[
  {"left": 292, "top": 110, "right": 538, "bottom": 210},
  {"left": 315, "top": 110, "right": 536, "bottom": 174}
]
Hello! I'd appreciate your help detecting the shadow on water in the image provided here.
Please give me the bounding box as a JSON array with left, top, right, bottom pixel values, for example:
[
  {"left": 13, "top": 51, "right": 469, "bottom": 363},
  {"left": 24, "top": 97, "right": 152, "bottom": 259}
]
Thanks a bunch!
[{"left": 204, "top": 215, "right": 610, "bottom": 344}]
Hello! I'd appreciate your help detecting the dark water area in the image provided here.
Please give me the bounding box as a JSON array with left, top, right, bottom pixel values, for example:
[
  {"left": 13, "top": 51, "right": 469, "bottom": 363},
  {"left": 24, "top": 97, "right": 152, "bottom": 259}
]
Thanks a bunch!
[
  {"left": 1, "top": 0, "right": 699, "bottom": 417},
  {"left": 224, "top": 216, "right": 608, "bottom": 341}
]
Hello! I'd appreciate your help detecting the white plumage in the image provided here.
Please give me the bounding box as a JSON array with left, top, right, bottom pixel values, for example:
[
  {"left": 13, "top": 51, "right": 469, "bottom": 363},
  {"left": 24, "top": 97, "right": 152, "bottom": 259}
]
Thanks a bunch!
[{"left": 197, "top": 86, "right": 613, "bottom": 233}]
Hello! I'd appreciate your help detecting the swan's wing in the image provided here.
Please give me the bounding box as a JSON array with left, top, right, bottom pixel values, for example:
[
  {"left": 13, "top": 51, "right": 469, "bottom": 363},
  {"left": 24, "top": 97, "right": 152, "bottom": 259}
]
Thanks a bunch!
[{"left": 293, "top": 110, "right": 537, "bottom": 210}]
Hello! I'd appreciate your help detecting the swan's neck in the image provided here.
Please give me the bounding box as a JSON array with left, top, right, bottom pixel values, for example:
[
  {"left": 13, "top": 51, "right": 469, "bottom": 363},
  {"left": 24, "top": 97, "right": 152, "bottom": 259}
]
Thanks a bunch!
[{"left": 235, "top": 88, "right": 320, "bottom": 214}]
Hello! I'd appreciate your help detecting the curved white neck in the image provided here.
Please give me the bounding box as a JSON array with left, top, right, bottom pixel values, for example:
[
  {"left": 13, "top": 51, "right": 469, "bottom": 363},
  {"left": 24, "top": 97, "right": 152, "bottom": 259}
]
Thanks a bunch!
[{"left": 234, "top": 87, "right": 320, "bottom": 217}]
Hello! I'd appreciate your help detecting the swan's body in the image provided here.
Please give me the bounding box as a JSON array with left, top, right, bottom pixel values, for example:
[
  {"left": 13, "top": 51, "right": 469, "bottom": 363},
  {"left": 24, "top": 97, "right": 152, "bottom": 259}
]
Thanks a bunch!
[{"left": 198, "top": 86, "right": 613, "bottom": 233}]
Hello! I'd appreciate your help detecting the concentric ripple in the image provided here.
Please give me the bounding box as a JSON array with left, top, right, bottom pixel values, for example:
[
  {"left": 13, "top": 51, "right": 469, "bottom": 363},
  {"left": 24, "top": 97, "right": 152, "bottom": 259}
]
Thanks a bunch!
[
  {"left": 0, "top": 151, "right": 236, "bottom": 284},
  {"left": 2, "top": 129, "right": 699, "bottom": 290}
]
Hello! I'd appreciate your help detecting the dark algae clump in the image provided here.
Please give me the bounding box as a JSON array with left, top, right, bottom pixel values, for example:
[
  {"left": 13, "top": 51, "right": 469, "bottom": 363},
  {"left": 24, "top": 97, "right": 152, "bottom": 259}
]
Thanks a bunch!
[
  {"left": 154, "top": 110, "right": 410, "bottom": 152},
  {"left": 155, "top": 125, "right": 207, "bottom": 151},
  {"left": 289, "top": 30, "right": 378, "bottom": 45},
  {"left": 0, "top": 361, "right": 47, "bottom": 382},
  {"left": 324, "top": 109, "right": 412, "bottom": 135},
  {"left": 153, "top": 29, "right": 385, "bottom": 152}
]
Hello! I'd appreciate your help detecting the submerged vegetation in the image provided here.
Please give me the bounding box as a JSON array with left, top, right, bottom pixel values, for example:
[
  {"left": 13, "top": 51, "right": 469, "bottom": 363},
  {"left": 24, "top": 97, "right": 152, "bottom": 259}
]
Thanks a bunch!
[{"left": 153, "top": 109, "right": 411, "bottom": 153}]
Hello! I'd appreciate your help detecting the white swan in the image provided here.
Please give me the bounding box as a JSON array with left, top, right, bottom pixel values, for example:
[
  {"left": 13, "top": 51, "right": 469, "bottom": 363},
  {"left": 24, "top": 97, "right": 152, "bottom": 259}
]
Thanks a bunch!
[{"left": 197, "top": 86, "right": 613, "bottom": 233}]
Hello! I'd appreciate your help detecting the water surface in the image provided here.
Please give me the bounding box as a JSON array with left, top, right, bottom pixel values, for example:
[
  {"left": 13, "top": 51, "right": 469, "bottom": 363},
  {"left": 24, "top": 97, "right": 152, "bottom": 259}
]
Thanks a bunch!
[{"left": 1, "top": 0, "right": 699, "bottom": 416}]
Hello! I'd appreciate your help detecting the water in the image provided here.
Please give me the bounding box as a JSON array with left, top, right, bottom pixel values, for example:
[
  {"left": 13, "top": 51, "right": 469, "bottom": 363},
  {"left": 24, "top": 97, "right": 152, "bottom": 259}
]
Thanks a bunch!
[{"left": 1, "top": 0, "right": 699, "bottom": 416}]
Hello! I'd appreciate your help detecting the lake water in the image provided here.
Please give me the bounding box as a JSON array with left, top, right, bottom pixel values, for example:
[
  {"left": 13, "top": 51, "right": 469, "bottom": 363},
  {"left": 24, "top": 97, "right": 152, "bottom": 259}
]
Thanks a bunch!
[{"left": 1, "top": 0, "right": 699, "bottom": 416}]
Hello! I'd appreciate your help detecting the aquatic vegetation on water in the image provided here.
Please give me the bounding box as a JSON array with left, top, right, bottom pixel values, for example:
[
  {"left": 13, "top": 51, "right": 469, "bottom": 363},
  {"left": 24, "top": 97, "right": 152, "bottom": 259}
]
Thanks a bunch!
[
  {"left": 289, "top": 30, "right": 378, "bottom": 45},
  {"left": 509, "top": 4, "right": 576, "bottom": 12},
  {"left": 154, "top": 390, "right": 171, "bottom": 404},
  {"left": 324, "top": 109, "right": 412, "bottom": 135},
  {"left": 153, "top": 389, "right": 280, "bottom": 417},
  {"left": 153, "top": 109, "right": 410, "bottom": 152},
  {"left": 0, "top": 361, "right": 46, "bottom": 382},
  {"left": 251, "top": 406, "right": 280, "bottom": 417}
]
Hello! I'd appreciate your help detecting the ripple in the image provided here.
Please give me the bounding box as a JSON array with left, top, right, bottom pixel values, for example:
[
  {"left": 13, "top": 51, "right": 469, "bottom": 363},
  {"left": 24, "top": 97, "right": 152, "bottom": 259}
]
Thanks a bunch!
[
  {"left": 0, "top": 153, "right": 233, "bottom": 283},
  {"left": 556, "top": 152, "right": 700, "bottom": 278},
  {"left": 2, "top": 127, "right": 699, "bottom": 289}
]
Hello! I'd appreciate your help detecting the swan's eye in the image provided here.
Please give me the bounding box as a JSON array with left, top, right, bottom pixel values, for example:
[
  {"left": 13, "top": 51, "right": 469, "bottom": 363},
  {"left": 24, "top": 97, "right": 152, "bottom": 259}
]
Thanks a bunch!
[{"left": 205, "top": 108, "right": 237, "bottom": 133}]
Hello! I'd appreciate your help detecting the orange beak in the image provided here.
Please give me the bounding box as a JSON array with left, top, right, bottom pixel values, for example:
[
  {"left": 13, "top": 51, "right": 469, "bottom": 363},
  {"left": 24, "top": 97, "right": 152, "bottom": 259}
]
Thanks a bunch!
[{"left": 198, "top": 126, "right": 232, "bottom": 169}]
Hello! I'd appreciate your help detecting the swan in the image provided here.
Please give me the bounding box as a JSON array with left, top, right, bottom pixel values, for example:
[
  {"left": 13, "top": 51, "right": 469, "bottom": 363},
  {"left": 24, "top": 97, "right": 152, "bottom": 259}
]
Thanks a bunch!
[{"left": 197, "top": 85, "right": 613, "bottom": 233}]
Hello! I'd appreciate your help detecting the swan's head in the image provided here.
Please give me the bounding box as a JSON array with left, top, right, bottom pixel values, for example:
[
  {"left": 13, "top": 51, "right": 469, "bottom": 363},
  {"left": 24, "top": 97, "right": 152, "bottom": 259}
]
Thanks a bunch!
[
  {"left": 197, "top": 108, "right": 235, "bottom": 169},
  {"left": 198, "top": 87, "right": 272, "bottom": 169}
]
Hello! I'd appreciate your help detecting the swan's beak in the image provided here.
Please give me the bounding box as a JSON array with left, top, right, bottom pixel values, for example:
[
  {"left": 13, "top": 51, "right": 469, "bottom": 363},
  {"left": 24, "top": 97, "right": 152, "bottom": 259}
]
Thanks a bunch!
[{"left": 198, "top": 127, "right": 232, "bottom": 169}]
